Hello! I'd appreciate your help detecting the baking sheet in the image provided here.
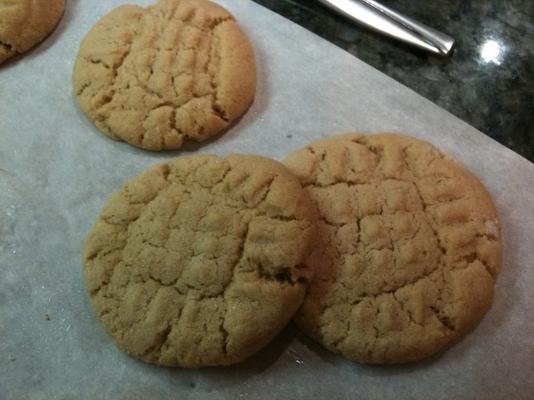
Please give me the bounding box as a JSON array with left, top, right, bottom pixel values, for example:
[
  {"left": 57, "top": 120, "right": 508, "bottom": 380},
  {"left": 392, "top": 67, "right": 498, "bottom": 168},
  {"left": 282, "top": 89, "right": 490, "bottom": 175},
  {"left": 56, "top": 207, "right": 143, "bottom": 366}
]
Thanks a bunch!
[{"left": 1, "top": 0, "right": 533, "bottom": 398}]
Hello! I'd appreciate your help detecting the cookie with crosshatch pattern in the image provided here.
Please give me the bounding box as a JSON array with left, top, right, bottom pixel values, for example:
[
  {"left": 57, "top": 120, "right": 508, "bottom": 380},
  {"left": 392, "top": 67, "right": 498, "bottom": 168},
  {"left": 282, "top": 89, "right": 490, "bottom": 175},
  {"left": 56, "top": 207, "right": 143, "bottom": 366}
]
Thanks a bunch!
[
  {"left": 0, "top": 0, "right": 65, "bottom": 63},
  {"left": 72, "top": 0, "right": 256, "bottom": 150},
  {"left": 284, "top": 133, "right": 501, "bottom": 364},
  {"left": 83, "top": 154, "right": 317, "bottom": 367}
]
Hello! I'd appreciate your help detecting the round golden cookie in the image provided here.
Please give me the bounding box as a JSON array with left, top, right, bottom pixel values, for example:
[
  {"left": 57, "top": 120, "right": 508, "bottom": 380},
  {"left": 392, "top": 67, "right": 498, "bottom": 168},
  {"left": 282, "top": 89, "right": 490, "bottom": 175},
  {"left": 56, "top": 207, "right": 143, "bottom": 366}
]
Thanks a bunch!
[
  {"left": 284, "top": 133, "right": 502, "bottom": 364},
  {"left": 72, "top": 0, "right": 256, "bottom": 151},
  {"left": 0, "top": 0, "right": 65, "bottom": 64},
  {"left": 83, "top": 154, "right": 316, "bottom": 367}
]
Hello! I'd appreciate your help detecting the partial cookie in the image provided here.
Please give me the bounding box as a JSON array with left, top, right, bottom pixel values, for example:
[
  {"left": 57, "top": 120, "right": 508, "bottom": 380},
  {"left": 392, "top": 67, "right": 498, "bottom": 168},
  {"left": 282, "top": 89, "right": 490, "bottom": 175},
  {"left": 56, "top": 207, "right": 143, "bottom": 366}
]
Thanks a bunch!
[
  {"left": 0, "top": 0, "right": 65, "bottom": 64},
  {"left": 72, "top": 0, "right": 256, "bottom": 151},
  {"left": 83, "top": 154, "right": 316, "bottom": 367},
  {"left": 284, "top": 133, "right": 501, "bottom": 364}
]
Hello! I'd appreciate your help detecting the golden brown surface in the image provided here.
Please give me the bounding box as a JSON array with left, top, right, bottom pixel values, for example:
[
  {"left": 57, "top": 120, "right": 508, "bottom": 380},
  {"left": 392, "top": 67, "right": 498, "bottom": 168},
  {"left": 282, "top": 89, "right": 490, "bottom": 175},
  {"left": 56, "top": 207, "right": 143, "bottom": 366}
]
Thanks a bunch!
[
  {"left": 72, "top": 0, "right": 256, "bottom": 151},
  {"left": 83, "top": 154, "right": 316, "bottom": 367},
  {"left": 284, "top": 133, "right": 501, "bottom": 364},
  {"left": 0, "top": 0, "right": 65, "bottom": 63}
]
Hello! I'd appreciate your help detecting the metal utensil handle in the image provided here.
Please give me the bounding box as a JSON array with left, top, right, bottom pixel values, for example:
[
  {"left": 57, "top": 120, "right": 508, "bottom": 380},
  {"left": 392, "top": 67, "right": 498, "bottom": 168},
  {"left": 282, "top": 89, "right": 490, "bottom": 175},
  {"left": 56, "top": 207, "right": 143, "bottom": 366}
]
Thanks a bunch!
[{"left": 317, "top": 0, "right": 455, "bottom": 56}]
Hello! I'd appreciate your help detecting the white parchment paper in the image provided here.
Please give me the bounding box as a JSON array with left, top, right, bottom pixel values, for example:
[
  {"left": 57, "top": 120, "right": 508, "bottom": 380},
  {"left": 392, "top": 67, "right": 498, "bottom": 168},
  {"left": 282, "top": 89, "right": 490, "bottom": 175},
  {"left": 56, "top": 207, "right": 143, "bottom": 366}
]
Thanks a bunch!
[{"left": 1, "top": 1, "right": 533, "bottom": 399}]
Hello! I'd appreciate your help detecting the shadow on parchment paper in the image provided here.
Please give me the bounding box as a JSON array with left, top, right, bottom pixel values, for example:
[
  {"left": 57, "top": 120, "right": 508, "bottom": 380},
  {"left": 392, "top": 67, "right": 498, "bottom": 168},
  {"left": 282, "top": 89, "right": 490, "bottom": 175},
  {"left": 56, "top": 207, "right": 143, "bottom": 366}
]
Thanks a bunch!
[
  {"left": 293, "top": 327, "right": 349, "bottom": 365},
  {"left": 0, "top": 0, "right": 78, "bottom": 69}
]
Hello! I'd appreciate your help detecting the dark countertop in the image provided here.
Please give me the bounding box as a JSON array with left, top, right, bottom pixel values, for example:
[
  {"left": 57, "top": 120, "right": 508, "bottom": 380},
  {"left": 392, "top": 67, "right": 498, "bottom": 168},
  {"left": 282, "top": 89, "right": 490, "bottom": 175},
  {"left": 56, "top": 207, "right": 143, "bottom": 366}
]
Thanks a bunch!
[{"left": 252, "top": 0, "right": 534, "bottom": 162}]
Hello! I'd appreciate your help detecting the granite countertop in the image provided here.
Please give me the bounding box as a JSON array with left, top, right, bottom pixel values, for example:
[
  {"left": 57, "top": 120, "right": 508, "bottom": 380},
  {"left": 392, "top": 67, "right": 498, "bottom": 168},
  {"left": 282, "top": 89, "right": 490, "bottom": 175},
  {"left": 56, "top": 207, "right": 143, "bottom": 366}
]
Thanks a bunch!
[{"left": 252, "top": 0, "right": 534, "bottom": 162}]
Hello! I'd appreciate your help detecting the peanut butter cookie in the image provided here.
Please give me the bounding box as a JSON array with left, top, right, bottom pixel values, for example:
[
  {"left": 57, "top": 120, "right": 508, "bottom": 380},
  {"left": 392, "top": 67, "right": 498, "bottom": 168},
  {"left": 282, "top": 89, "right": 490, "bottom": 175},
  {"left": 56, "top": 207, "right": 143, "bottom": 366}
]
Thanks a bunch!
[
  {"left": 0, "top": 0, "right": 65, "bottom": 64},
  {"left": 284, "top": 133, "right": 501, "bottom": 364},
  {"left": 72, "top": 0, "right": 256, "bottom": 151},
  {"left": 83, "top": 154, "right": 316, "bottom": 367}
]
